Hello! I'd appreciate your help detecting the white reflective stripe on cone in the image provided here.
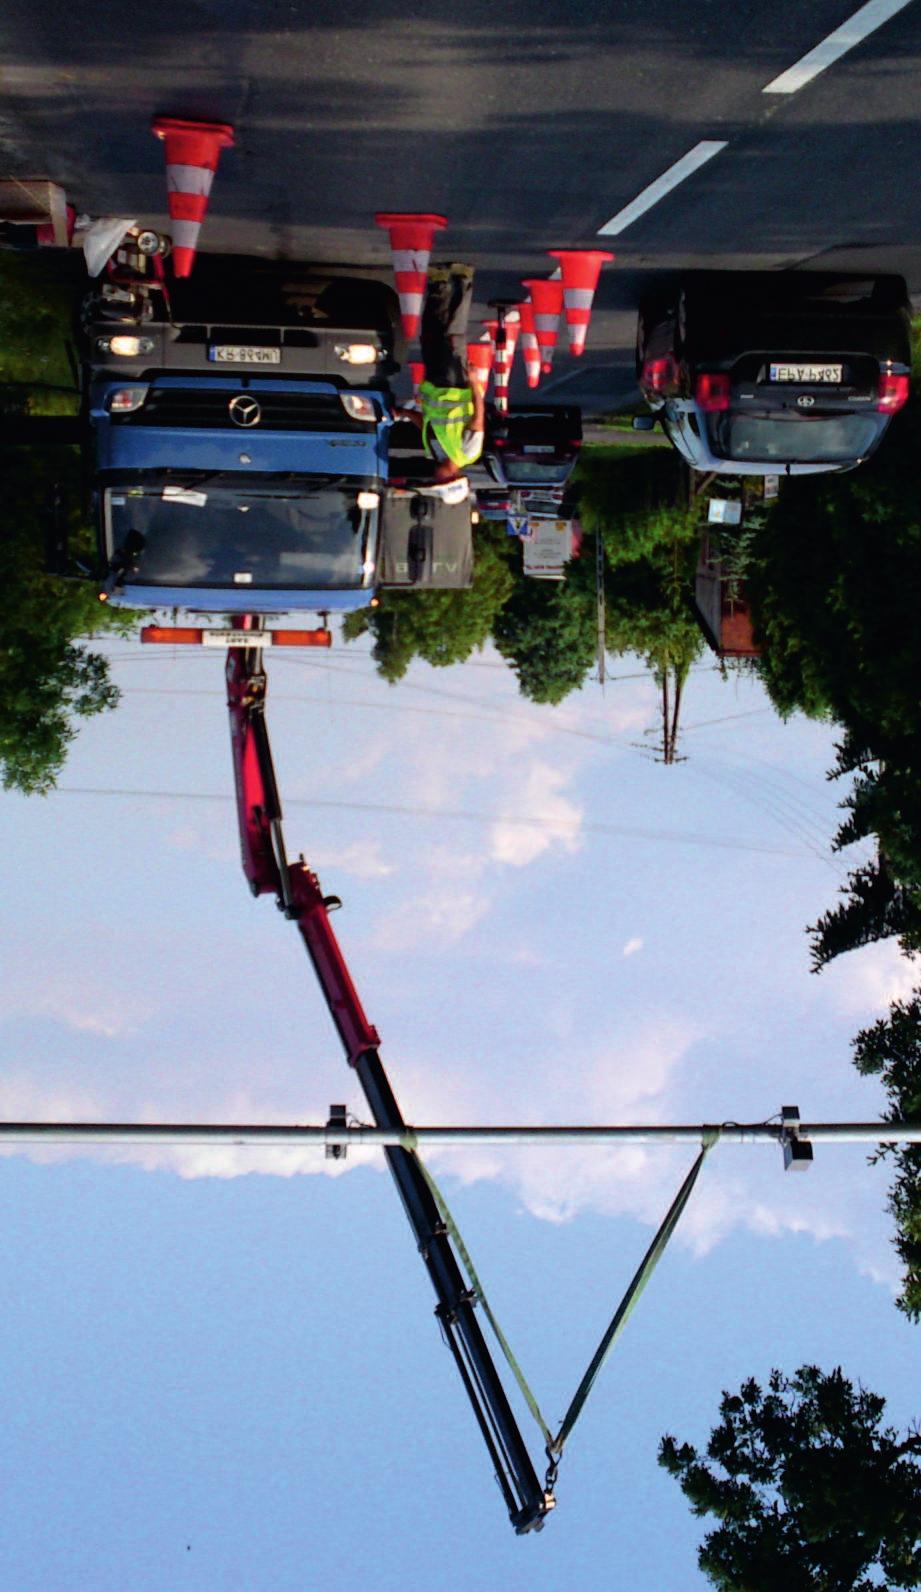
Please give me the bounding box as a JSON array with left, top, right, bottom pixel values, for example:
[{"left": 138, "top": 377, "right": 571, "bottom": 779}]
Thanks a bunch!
[
  {"left": 392, "top": 249, "right": 430, "bottom": 272},
  {"left": 534, "top": 314, "right": 559, "bottom": 332},
  {"left": 398, "top": 291, "right": 424, "bottom": 316},
  {"left": 564, "top": 287, "right": 595, "bottom": 309},
  {"left": 166, "top": 164, "right": 215, "bottom": 196},
  {"left": 569, "top": 325, "right": 589, "bottom": 352},
  {"left": 169, "top": 218, "right": 203, "bottom": 250}
]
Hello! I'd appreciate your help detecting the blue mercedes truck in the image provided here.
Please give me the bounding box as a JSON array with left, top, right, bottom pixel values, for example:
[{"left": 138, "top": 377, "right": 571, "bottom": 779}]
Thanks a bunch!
[{"left": 82, "top": 258, "right": 401, "bottom": 613}]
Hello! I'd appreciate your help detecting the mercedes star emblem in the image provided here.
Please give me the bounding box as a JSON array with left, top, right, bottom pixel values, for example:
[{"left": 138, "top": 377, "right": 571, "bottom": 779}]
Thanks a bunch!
[
  {"left": 796, "top": 394, "right": 815, "bottom": 409},
  {"left": 229, "top": 395, "right": 262, "bottom": 427}
]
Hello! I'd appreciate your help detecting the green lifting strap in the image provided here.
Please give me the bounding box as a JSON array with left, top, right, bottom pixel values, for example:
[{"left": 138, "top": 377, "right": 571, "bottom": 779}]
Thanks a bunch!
[
  {"left": 411, "top": 1130, "right": 720, "bottom": 1465},
  {"left": 414, "top": 1154, "right": 555, "bottom": 1450},
  {"left": 549, "top": 1128, "right": 720, "bottom": 1458}
]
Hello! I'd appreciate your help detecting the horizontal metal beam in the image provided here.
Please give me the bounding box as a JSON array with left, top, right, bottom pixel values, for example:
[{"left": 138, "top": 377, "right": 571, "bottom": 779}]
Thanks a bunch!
[{"left": 0, "top": 1120, "right": 919, "bottom": 1147}]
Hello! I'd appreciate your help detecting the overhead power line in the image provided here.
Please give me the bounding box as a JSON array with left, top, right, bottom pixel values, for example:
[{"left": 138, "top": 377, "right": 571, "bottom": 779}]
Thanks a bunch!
[{"left": 50, "top": 784, "right": 802, "bottom": 857}]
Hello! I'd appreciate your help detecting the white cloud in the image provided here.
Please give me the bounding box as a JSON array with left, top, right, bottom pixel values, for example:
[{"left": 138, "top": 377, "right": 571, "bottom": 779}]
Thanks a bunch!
[
  {"left": 370, "top": 885, "right": 491, "bottom": 952},
  {"left": 822, "top": 941, "right": 920, "bottom": 1020},
  {"left": 311, "top": 837, "right": 395, "bottom": 880},
  {"left": 490, "top": 761, "right": 583, "bottom": 868},
  {"left": 0, "top": 953, "right": 154, "bottom": 1040},
  {"left": 622, "top": 937, "right": 644, "bottom": 958}
]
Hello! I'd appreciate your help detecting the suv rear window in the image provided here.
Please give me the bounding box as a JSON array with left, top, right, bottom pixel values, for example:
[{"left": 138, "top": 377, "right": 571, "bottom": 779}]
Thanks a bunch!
[{"left": 712, "top": 414, "right": 880, "bottom": 462}]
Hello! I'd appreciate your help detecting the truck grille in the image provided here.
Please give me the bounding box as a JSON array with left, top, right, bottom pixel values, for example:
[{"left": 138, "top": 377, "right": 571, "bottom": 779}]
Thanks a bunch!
[{"left": 129, "top": 388, "right": 367, "bottom": 432}]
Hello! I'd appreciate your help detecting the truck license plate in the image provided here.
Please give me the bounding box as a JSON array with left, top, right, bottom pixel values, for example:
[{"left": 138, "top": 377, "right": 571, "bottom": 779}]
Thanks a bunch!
[
  {"left": 209, "top": 345, "right": 281, "bottom": 364},
  {"left": 769, "top": 363, "right": 843, "bottom": 383},
  {"left": 201, "top": 629, "right": 267, "bottom": 647}
]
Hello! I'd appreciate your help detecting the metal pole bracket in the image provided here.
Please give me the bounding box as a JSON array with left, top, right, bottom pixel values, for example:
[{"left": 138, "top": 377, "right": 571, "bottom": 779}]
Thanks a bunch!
[{"left": 780, "top": 1104, "right": 813, "bottom": 1171}]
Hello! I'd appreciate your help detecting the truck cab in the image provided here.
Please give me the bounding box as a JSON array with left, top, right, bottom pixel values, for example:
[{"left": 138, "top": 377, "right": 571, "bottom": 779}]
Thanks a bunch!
[{"left": 83, "top": 260, "right": 401, "bottom": 613}]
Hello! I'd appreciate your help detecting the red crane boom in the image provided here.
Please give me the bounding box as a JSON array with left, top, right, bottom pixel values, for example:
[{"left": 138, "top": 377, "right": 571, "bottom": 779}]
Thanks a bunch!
[{"left": 225, "top": 637, "right": 553, "bottom": 1534}]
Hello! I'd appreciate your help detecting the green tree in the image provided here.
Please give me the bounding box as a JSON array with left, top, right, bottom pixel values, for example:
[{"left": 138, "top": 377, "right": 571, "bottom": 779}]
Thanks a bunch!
[
  {"left": 808, "top": 738, "right": 921, "bottom": 969},
  {"left": 810, "top": 857, "right": 921, "bottom": 970},
  {"left": 343, "top": 527, "right": 514, "bottom": 682},
  {"left": 603, "top": 539, "right": 705, "bottom": 758},
  {"left": 747, "top": 405, "right": 921, "bottom": 740},
  {"left": 0, "top": 447, "right": 135, "bottom": 795},
  {"left": 853, "top": 990, "right": 921, "bottom": 1320},
  {"left": 491, "top": 567, "right": 596, "bottom": 704},
  {"left": 575, "top": 445, "right": 694, "bottom": 568},
  {"left": 660, "top": 1365, "right": 921, "bottom": 1591}
]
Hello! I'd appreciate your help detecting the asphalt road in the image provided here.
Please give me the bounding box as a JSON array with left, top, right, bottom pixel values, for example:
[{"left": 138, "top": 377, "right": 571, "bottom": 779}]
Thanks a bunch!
[{"left": 3, "top": 0, "right": 921, "bottom": 410}]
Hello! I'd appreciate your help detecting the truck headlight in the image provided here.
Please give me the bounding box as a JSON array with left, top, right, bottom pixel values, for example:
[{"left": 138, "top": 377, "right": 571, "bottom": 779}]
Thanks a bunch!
[
  {"left": 335, "top": 343, "right": 380, "bottom": 365},
  {"left": 356, "top": 491, "right": 380, "bottom": 511},
  {"left": 108, "top": 387, "right": 149, "bottom": 413},
  {"left": 97, "top": 336, "right": 155, "bottom": 357},
  {"left": 341, "top": 393, "right": 377, "bottom": 422}
]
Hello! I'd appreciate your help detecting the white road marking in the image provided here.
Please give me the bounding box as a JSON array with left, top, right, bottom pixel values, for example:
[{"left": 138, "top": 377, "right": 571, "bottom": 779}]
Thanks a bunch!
[
  {"left": 763, "top": 0, "right": 914, "bottom": 94},
  {"left": 597, "top": 141, "right": 728, "bottom": 237}
]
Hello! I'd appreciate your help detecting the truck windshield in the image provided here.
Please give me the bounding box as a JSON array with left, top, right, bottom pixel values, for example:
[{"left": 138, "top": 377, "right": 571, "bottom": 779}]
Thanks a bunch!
[
  {"left": 710, "top": 413, "right": 880, "bottom": 463},
  {"left": 105, "top": 476, "right": 378, "bottom": 589}
]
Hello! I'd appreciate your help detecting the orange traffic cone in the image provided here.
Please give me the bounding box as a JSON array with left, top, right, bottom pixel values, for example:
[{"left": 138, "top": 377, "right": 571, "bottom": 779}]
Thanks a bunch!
[
  {"left": 408, "top": 360, "right": 425, "bottom": 398},
  {"left": 466, "top": 338, "right": 493, "bottom": 396},
  {"left": 546, "top": 248, "right": 614, "bottom": 356},
  {"left": 481, "top": 318, "right": 498, "bottom": 353},
  {"left": 521, "top": 277, "right": 563, "bottom": 374},
  {"left": 374, "top": 212, "right": 447, "bottom": 340},
  {"left": 518, "top": 299, "right": 542, "bottom": 389},
  {"left": 503, "top": 308, "right": 521, "bottom": 369},
  {"left": 151, "top": 116, "right": 234, "bottom": 278},
  {"left": 492, "top": 308, "right": 520, "bottom": 414}
]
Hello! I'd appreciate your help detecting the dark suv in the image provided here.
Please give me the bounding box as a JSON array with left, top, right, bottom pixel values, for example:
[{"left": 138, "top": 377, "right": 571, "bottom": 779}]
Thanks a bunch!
[
  {"left": 484, "top": 404, "right": 582, "bottom": 489},
  {"left": 635, "top": 273, "right": 911, "bottom": 476}
]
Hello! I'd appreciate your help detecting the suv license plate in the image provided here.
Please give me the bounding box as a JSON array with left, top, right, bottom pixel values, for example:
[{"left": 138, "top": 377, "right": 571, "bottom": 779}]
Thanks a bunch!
[
  {"left": 769, "top": 363, "right": 843, "bottom": 383},
  {"left": 209, "top": 345, "right": 281, "bottom": 364}
]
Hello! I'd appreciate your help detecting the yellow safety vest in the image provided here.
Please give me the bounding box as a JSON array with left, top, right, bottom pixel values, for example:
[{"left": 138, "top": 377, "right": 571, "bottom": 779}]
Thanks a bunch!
[{"left": 419, "top": 380, "right": 479, "bottom": 468}]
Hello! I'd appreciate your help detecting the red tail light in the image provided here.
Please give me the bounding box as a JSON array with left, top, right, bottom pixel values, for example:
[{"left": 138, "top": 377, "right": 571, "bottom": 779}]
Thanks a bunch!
[
  {"left": 695, "top": 372, "right": 731, "bottom": 412},
  {"left": 272, "top": 629, "right": 332, "bottom": 648},
  {"left": 877, "top": 373, "right": 909, "bottom": 414},
  {"left": 642, "top": 354, "right": 678, "bottom": 393},
  {"left": 140, "top": 626, "right": 202, "bottom": 644}
]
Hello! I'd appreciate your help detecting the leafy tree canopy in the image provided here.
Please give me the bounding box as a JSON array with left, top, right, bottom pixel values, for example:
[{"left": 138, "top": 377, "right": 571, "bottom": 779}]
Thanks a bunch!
[
  {"left": 660, "top": 1364, "right": 921, "bottom": 1591},
  {"left": 492, "top": 570, "right": 596, "bottom": 704},
  {"left": 748, "top": 404, "right": 921, "bottom": 744},
  {"left": 576, "top": 444, "right": 695, "bottom": 568},
  {"left": 853, "top": 989, "right": 921, "bottom": 1320},
  {"left": 0, "top": 447, "right": 135, "bottom": 795}
]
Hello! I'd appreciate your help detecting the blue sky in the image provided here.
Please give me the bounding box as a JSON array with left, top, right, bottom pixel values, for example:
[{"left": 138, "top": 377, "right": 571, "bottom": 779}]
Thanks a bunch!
[{"left": 1, "top": 632, "right": 918, "bottom": 1590}]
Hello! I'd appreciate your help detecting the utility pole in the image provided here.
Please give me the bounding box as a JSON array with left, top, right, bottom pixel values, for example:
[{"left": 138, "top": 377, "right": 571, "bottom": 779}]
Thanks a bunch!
[{"left": 596, "top": 524, "right": 606, "bottom": 689}]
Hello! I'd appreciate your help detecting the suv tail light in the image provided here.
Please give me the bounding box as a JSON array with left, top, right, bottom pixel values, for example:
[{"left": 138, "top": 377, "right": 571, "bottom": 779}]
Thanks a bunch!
[
  {"left": 877, "top": 373, "right": 909, "bottom": 414},
  {"left": 642, "top": 354, "right": 678, "bottom": 394},
  {"left": 695, "top": 372, "right": 731, "bottom": 412}
]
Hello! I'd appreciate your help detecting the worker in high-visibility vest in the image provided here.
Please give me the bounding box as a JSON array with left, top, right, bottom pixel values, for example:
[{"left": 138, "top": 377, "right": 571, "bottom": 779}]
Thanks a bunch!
[{"left": 395, "top": 263, "right": 485, "bottom": 492}]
